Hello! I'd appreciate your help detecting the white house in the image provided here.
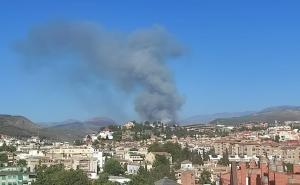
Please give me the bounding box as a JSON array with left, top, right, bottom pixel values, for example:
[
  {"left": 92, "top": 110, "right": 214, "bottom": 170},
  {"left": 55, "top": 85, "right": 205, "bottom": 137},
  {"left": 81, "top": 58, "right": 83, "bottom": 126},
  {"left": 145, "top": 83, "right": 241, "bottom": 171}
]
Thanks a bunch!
[
  {"left": 127, "top": 163, "right": 140, "bottom": 175},
  {"left": 123, "top": 121, "right": 135, "bottom": 129},
  {"left": 93, "top": 150, "right": 105, "bottom": 172},
  {"left": 228, "top": 155, "right": 259, "bottom": 162},
  {"left": 109, "top": 176, "right": 131, "bottom": 184},
  {"left": 97, "top": 129, "right": 114, "bottom": 140},
  {"left": 209, "top": 154, "right": 222, "bottom": 162},
  {"left": 180, "top": 160, "right": 193, "bottom": 170}
]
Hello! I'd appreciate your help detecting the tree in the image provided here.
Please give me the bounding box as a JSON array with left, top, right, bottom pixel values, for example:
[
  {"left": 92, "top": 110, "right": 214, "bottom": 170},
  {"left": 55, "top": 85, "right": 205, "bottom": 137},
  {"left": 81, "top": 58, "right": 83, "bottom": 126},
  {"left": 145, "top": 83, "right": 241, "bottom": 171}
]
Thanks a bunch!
[
  {"left": 159, "top": 142, "right": 182, "bottom": 163},
  {"left": 129, "top": 166, "right": 153, "bottom": 185},
  {"left": 148, "top": 142, "right": 206, "bottom": 168},
  {"left": 17, "top": 159, "right": 27, "bottom": 167},
  {"left": 181, "top": 147, "right": 191, "bottom": 161},
  {"left": 94, "top": 173, "right": 116, "bottom": 185},
  {"left": 200, "top": 169, "right": 212, "bottom": 184},
  {"left": 218, "top": 149, "right": 230, "bottom": 166},
  {"left": 285, "top": 163, "right": 293, "bottom": 172},
  {"left": 275, "top": 135, "right": 280, "bottom": 143},
  {"left": 0, "top": 153, "right": 8, "bottom": 163},
  {"left": 33, "top": 165, "right": 91, "bottom": 185},
  {"left": 148, "top": 142, "right": 161, "bottom": 152},
  {"left": 202, "top": 150, "right": 210, "bottom": 161},
  {"left": 94, "top": 173, "right": 109, "bottom": 183},
  {"left": 191, "top": 152, "right": 204, "bottom": 166},
  {"left": 151, "top": 155, "right": 175, "bottom": 181},
  {"left": 151, "top": 164, "right": 173, "bottom": 181},
  {"left": 153, "top": 155, "right": 169, "bottom": 168},
  {"left": 208, "top": 148, "right": 216, "bottom": 156},
  {"left": 112, "top": 131, "right": 122, "bottom": 141},
  {"left": 129, "top": 156, "right": 175, "bottom": 185},
  {"left": 103, "top": 159, "right": 124, "bottom": 176},
  {"left": 92, "top": 140, "right": 99, "bottom": 147},
  {"left": 7, "top": 145, "right": 16, "bottom": 153},
  {"left": 0, "top": 143, "right": 16, "bottom": 153}
]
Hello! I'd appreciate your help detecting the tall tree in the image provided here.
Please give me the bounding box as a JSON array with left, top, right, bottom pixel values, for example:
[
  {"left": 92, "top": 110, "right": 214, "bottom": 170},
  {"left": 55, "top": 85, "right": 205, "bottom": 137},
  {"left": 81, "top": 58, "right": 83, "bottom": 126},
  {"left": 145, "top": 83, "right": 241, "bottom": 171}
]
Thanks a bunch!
[
  {"left": 94, "top": 173, "right": 116, "bottom": 185},
  {"left": 200, "top": 169, "right": 212, "bottom": 184},
  {"left": 0, "top": 153, "right": 8, "bottom": 163},
  {"left": 275, "top": 135, "right": 280, "bottom": 142},
  {"left": 151, "top": 155, "right": 175, "bottom": 181},
  {"left": 17, "top": 159, "right": 27, "bottom": 167},
  {"left": 129, "top": 166, "right": 153, "bottom": 185},
  {"left": 218, "top": 149, "right": 230, "bottom": 166},
  {"left": 33, "top": 165, "right": 91, "bottom": 185},
  {"left": 191, "top": 151, "right": 204, "bottom": 166},
  {"left": 103, "top": 159, "right": 124, "bottom": 176},
  {"left": 153, "top": 155, "right": 169, "bottom": 168}
]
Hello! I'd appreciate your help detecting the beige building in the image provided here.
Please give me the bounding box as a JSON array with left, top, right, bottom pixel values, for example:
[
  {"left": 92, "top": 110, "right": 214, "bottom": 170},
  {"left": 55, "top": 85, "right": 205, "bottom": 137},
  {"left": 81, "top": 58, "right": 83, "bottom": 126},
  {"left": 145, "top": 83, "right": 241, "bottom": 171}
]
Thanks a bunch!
[
  {"left": 47, "top": 146, "right": 94, "bottom": 158},
  {"left": 26, "top": 146, "right": 101, "bottom": 179},
  {"left": 27, "top": 155, "right": 98, "bottom": 177}
]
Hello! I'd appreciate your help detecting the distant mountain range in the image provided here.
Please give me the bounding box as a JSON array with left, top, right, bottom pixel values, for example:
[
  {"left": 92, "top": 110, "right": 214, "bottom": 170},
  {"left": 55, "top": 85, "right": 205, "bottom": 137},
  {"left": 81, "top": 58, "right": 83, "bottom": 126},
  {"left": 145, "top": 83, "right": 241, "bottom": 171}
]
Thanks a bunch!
[
  {"left": 2, "top": 105, "right": 300, "bottom": 140},
  {"left": 40, "top": 117, "right": 115, "bottom": 141},
  {"left": 0, "top": 114, "right": 40, "bottom": 137},
  {"left": 209, "top": 106, "right": 300, "bottom": 125},
  {"left": 0, "top": 115, "right": 115, "bottom": 141},
  {"left": 180, "top": 111, "right": 254, "bottom": 124}
]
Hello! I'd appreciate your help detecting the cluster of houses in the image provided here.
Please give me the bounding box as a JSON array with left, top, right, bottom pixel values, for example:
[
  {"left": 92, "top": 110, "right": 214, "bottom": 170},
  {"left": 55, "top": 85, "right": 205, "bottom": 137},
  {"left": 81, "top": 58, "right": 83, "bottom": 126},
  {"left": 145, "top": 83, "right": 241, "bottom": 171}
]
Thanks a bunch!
[
  {"left": 1, "top": 121, "right": 300, "bottom": 184},
  {"left": 0, "top": 135, "right": 104, "bottom": 184}
]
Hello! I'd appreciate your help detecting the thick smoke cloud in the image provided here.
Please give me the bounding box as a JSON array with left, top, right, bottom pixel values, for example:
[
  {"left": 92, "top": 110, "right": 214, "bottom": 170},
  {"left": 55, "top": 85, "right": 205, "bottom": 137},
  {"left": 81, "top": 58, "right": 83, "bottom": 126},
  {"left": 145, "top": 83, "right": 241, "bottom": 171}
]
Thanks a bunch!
[{"left": 16, "top": 21, "right": 184, "bottom": 121}]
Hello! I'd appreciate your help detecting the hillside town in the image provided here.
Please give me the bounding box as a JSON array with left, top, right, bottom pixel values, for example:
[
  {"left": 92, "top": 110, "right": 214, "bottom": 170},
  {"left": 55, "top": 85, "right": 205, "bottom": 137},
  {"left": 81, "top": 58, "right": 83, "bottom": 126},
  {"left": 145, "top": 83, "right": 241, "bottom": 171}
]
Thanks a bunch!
[
  {"left": 2, "top": 0, "right": 300, "bottom": 184},
  {"left": 2, "top": 120, "right": 300, "bottom": 185}
]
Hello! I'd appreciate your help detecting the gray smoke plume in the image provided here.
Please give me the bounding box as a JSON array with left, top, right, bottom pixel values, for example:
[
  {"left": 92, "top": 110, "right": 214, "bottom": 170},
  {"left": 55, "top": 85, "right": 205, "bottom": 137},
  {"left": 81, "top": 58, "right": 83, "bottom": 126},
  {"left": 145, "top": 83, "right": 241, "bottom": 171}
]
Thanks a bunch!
[{"left": 15, "top": 21, "right": 184, "bottom": 121}]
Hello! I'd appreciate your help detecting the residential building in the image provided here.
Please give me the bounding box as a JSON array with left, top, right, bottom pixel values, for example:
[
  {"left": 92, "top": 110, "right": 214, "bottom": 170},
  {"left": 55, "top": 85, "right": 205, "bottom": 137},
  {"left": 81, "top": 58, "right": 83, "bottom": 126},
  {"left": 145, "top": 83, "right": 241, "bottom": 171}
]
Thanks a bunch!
[
  {"left": 0, "top": 167, "right": 36, "bottom": 185},
  {"left": 220, "top": 160, "right": 300, "bottom": 185},
  {"left": 181, "top": 160, "right": 193, "bottom": 170},
  {"left": 181, "top": 171, "right": 196, "bottom": 185}
]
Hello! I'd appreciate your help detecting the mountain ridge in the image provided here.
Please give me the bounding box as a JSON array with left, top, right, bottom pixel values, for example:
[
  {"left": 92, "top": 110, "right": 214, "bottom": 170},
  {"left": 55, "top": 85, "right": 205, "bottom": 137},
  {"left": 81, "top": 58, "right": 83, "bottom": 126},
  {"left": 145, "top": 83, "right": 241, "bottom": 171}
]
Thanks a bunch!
[
  {"left": 0, "top": 115, "right": 115, "bottom": 141},
  {"left": 180, "top": 111, "right": 255, "bottom": 124},
  {"left": 0, "top": 114, "right": 40, "bottom": 137},
  {"left": 210, "top": 106, "right": 300, "bottom": 125},
  {"left": 3, "top": 105, "right": 300, "bottom": 140}
]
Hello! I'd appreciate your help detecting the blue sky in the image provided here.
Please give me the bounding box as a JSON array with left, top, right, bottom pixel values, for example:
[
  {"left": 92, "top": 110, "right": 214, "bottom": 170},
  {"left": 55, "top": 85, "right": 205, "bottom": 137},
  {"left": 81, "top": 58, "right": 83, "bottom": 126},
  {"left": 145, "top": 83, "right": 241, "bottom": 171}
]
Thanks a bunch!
[{"left": 1, "top": 1, "right": 300, "bottom": 122}]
